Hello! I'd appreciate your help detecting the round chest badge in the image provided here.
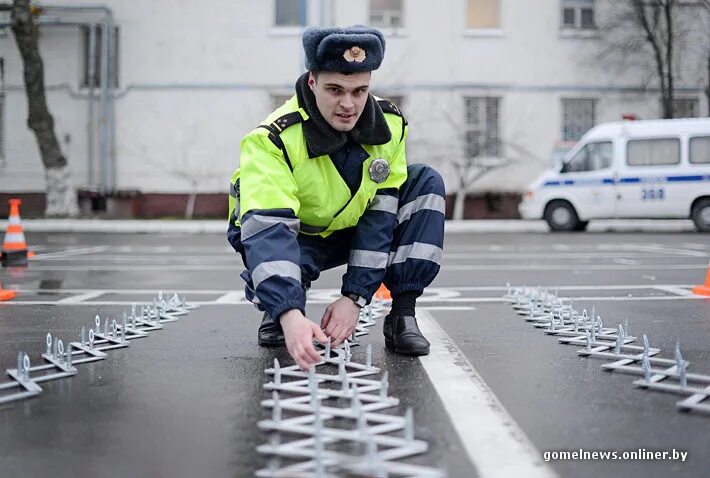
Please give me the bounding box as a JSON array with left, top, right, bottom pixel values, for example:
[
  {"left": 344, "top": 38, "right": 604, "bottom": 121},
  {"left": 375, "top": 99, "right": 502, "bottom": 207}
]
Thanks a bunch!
[{"left": 368, "top": 158, "right": 390, "bottom": 184}]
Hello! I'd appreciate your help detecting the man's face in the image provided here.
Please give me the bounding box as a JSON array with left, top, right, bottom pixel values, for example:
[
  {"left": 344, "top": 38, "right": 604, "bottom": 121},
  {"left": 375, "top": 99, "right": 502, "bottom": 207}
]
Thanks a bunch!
[{"left": 308, "top": 71, "right": 371, "bottom": 132}]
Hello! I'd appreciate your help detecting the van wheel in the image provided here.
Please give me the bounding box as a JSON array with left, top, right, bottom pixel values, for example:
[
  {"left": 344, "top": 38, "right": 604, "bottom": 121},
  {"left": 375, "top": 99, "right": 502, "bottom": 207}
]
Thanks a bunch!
[
  {"left": 574, "top": 221, "right": 589, "bottom": 231},
  {"left": 692, "top": 199, "right": 710, "bottom": 232},
  {"left": 544, "top": 201, "right": 581, "bottom": 232}
]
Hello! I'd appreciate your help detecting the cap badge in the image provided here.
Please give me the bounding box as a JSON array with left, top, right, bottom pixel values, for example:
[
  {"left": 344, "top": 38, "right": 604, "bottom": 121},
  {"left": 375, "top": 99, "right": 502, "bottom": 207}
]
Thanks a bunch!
[
  {"left": 344, "top": 46, "right": 366, "bottom": 63},
  {"left": 368, "top": 158, "right": 390, "bottom": 184}
]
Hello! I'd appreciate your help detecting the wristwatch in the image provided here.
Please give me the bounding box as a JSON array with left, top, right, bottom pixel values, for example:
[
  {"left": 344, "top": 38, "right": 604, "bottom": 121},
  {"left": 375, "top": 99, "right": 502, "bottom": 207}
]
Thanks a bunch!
[{"left": 344, "top": 293, "right": 367, "bottom": 308}]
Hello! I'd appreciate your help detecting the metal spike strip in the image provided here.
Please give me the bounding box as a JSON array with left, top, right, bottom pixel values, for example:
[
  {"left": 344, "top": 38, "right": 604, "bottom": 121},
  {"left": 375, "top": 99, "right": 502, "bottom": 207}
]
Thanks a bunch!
[
  {"left": 505, "top": 284, "right": 710, "bottom": 415},
  {"left": 256, "top": 299, "right": 446, "bottom": 478},
  {"left": 0, "top": 293, "right": 198, "bottom": 405}
]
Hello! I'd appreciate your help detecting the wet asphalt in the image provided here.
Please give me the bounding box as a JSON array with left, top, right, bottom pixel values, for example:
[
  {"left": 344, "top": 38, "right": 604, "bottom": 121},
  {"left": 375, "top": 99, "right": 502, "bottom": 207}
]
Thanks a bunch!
[{"left": 0, "top": 231, "right": 708, "bottom": 478}]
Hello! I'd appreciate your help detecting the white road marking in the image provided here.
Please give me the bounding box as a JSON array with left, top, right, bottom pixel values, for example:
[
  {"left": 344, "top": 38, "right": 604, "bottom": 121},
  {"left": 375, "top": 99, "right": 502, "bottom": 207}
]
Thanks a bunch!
[
  {"left": 419, "top": 306, "right": 477, "bottom": 311},
  {"left": 32, "top": 245, "right": 110, "bottom": 260},
  {"left": 16, "top": 263, "right": 707, "bottom": 272},
  {"left": 417, "top": 310, "right": 558, "bottom": 478},
  {"left": 443, "top": 252, "right": 680, "bottom": 259},
  {"left": 653, "top": 286, "right": 694, "bottom": 296},
  {"left": 215, "top": 291, "right": 245, "bottom": 303},
  {"left": 612, "top": 258, "right": 638, "bottom": 265},
  {"left": 10, "top": 284, "right": 695, "bottom": 294},
  {"left": 442, "top": 264, "right": 706, "bottom": 271},
  {"left": 624, "top": 244, "right": 709, "bottom": 258},
  {"left": 456, "top": 284, "right": 693, "bottom": 291},
  {"left": 56, "top": 291, "right": 106, "bottom": 304},
  {"left": 2, "top": 294, "right": 706, "bottom": 306}
]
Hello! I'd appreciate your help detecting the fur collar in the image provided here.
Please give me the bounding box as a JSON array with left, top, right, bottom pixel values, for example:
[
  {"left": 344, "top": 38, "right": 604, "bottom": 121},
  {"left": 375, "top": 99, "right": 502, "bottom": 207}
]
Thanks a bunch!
[{"left": 295, "top": 72, "right": 392, "bottom": 158}]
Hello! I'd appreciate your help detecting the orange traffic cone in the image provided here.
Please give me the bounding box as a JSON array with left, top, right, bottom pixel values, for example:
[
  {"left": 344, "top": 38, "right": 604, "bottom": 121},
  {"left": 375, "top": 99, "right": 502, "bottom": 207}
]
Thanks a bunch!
[
  {"left": 1, "top": 199, "right": 29, "bottom": 267},
  {"left": 374, "top": 282, "right": 391, "bottom": 300},
  {"left": 0, "top": 282, "right": 16, "bottom": 301},
  {"left": 693, "top": 261, "right": 710, "bottom": 296}
]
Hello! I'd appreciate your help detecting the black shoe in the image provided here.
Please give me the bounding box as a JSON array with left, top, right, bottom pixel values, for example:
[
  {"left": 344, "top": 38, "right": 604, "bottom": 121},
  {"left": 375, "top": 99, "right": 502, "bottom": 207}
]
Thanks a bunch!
[
  {"left": 258, "top": 312, "right": 285, "bottom": 347},
  {"left": 383, "top": 314, "right": 430, "bottom": 356}
]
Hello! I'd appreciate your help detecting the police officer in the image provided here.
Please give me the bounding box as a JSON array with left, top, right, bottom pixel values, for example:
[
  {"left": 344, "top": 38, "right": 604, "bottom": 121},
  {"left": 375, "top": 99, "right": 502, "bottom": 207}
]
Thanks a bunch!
[{"left": 228, "top": 26, "right": 445, "bottom": 371}]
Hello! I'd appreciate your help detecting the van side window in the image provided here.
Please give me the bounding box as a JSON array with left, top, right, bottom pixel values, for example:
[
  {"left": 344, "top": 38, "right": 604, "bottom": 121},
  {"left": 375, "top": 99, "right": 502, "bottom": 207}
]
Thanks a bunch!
[
  {"left": 627, "top": 138, "right": 680, "bottom": 166},
  {"left": 561, "top": 141, "right": 612, "bottom": 173},
  {"left": 689, "top": 136, "right": 710, "bottom": 164}
]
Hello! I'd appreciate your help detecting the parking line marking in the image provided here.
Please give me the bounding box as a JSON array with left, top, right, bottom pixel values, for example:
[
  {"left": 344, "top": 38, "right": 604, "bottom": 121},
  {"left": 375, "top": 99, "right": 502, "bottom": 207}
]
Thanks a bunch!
[
  {"left": 16, "top": 264, "right": 706, "bottom": 272},
  {"left": 215, "top": 291, "right": 244, "bottom": 303},
  {"left": 56, "top": 291, "right": 106, "bottom": 304},
  {"left": 33, "top": 246, "right": 110, "bottom": 260},
  {"left": 417, "top": 310, "right": 558, "bottom": 478},
  {"left": 653, "top": 286, "right": 693, "bottom": 296}
]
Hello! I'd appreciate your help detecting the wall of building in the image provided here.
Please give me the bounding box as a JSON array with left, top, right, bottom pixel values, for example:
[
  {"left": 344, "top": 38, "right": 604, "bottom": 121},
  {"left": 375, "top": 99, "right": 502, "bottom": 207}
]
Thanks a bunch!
[{"left": 0, "top": 0, "right": 707, "bottom": 217}]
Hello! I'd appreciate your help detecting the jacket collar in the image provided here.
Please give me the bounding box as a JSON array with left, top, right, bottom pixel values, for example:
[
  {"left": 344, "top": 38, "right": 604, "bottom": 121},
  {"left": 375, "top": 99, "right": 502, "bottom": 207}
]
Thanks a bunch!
[{"left": 295, "top": 72, "right": 392, "bottom": 158}]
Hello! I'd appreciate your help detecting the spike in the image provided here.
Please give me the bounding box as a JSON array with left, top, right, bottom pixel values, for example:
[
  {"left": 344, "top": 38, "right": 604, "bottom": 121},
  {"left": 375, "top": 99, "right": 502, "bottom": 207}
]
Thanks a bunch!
[
  {"left": 273, "top": 358, "right": 281, "bottom": 385},
  {"left": 404, "top": 407, "right": 414, "bottom": 442}
]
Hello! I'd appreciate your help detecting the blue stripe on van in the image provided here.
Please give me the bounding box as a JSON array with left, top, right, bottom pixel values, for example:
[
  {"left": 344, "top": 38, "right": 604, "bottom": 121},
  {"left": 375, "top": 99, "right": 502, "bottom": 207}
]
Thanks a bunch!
[{"left": 543, "top": 174, "right": 710, "bottom": 187}]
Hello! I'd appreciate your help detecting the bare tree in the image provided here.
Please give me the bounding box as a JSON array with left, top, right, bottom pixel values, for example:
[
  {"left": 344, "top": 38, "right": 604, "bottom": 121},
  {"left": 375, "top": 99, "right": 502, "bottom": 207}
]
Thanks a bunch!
[
  {"left": 410, "top": 97, "right": 536, "bottom": 220},
  {"left": 702, "top": 0, "right": 710, "bottom": 114},
  {"left": 9, "top": 0, "right": 78, "bottom": 216},
  {"left": 598, "top": 0, "right": 689, "bottom": 118}
]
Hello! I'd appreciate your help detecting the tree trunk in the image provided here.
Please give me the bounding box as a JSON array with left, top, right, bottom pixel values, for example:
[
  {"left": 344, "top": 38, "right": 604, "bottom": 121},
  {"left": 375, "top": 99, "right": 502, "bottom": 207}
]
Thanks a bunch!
[
  {"left": 11, "top": 0, "right": 78, "bottom": 217},
  {"left": 452, "top": 188, "right": 466, "bottom": 220}
]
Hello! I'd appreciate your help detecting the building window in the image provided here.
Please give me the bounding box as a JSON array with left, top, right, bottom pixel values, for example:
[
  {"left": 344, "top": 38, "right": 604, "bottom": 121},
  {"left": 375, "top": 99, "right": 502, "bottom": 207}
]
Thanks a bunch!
[
  {"left": 274, "top": 0, "right": 307, "bottom": 27},
  {"left": 272, "top": 94, "right": 293, "bottom": 110},
  {"left": 627, "top": 138, "right": 680, "bottom": 166},
  {"left": 689, "top": 136, "right": 710, "bottom": 164},
  {"left": 467, "top": 0, "right": 500, "bottom": 29},
  {"left": 82, "top": 25, "right": 119, "bottom": 88},
  {"left": 562, "top": 98, "right": 596, "bottom": 141},
  {"left": 561, "top": 0, "right": 595, "bottom": 29},
  {"left": 464, "top": 97, "right": 499, "bottom": 157},
  {"left": 370, "top": 0, "right": 403, "bottom": 28},
  {"left": 672, "top": 98, "right": 699, "bottom": 118}
]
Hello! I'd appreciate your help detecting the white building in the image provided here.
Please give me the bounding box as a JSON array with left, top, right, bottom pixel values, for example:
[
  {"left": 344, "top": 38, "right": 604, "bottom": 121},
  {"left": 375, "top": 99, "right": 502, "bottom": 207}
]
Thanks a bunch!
[{"left": 0, "top": 0, "right": 707, "bottom": 217}]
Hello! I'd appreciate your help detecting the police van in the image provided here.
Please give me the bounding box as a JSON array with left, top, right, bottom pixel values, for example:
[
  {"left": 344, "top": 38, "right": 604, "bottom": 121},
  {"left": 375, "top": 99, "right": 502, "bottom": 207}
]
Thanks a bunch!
[{"left": 519, "top": 118, "right": 710, "bottom": 232}]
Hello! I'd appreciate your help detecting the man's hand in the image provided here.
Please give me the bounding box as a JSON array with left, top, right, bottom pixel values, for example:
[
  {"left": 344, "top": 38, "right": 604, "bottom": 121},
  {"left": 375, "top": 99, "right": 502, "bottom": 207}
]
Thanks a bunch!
[
  {"left": 280, "top": 309, "right": 329, "bottom": 371},
  {"left": 320, "top": 296, "right": 361, "bottom": 347}
]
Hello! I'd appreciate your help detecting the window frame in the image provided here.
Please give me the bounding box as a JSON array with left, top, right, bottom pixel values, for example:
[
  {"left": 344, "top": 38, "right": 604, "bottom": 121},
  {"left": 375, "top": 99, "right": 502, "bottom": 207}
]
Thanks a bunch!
[
  {"left": 626, "top": 137, "right": 681, "bottom": 167},
  {"left": 81, "top": 25, "right": 120, "bottom": 89},
  {"left": 562, "top": 98, "right": 596, "bottom": 141},
  {"left": 369, "top": 0, "right": 404, "bottom": 29},
  {"left": 273, "top": 0, "right": 308, "bottom": 28},
  {"left": 463, "top": 96, "right": 500, "bottom": 158},
  {"left": 561, "top": 0, "right": 596, "bottom": 30},
  {"left": 671, "top": 98, "right": 699, "bottom": 119},
  {"left": 689, "top": 135, "right": 710, "bottom": 165},
  {"left": 465, "top": 0, "right": 502, "bottom": 31}
]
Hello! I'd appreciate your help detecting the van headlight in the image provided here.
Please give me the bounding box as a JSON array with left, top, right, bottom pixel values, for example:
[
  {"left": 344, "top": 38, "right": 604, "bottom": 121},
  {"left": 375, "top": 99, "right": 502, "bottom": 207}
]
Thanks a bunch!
[{"left": 524, "top": 190, "right": 534, "bottom": 201}]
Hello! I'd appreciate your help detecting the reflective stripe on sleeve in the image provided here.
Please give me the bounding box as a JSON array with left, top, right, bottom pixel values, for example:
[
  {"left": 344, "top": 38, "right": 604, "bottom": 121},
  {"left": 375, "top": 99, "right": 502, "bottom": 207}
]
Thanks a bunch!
[
  {"left": 397, "top": 194, "right": 446, "bottom": 224},
  {"left": 241, "top": 214, "right": 299, "bottom": 242},
  {"left": 388, "top": 242, "right": 443, "bottom": 266},
  {"left": 369, "top": 194, "right": 398, "bottom": 214},
  {"left": 349, "top": 249, "right": 389, "bottom": 269},
  {"left": 251, "top": 260, "right": 302, "bottom": 290}
]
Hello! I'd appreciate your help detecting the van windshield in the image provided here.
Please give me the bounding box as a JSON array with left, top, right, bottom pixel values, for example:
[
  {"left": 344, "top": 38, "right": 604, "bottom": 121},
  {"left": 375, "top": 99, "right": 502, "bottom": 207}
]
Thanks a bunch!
[{"left": 561, "top": 141, "right": 613, "bottom": 173}]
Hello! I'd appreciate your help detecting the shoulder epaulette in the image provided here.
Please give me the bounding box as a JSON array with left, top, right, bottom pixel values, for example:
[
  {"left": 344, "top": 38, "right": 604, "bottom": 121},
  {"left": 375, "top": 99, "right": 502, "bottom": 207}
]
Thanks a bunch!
[
  {"left": 377, "top": 99, "right": 408, "bottom": 142},
  {"left": 256, "top": 111, "right": 305, "bottom": 171}
]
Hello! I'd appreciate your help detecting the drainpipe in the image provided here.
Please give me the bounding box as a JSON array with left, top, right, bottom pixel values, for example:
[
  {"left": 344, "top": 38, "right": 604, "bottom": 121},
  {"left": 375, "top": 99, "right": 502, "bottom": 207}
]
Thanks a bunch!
[
  {"left": 107, "top": 19, "right": 116, "bottom": 192},
  {"left": 98, "top": 18, "right": 109, "bottom": 194},
  {"left": 40, "top": 4, "right": 115, "bottom": 195},
  {"left": 87, "top": 23, "right": 96, "bottom": 188}
]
